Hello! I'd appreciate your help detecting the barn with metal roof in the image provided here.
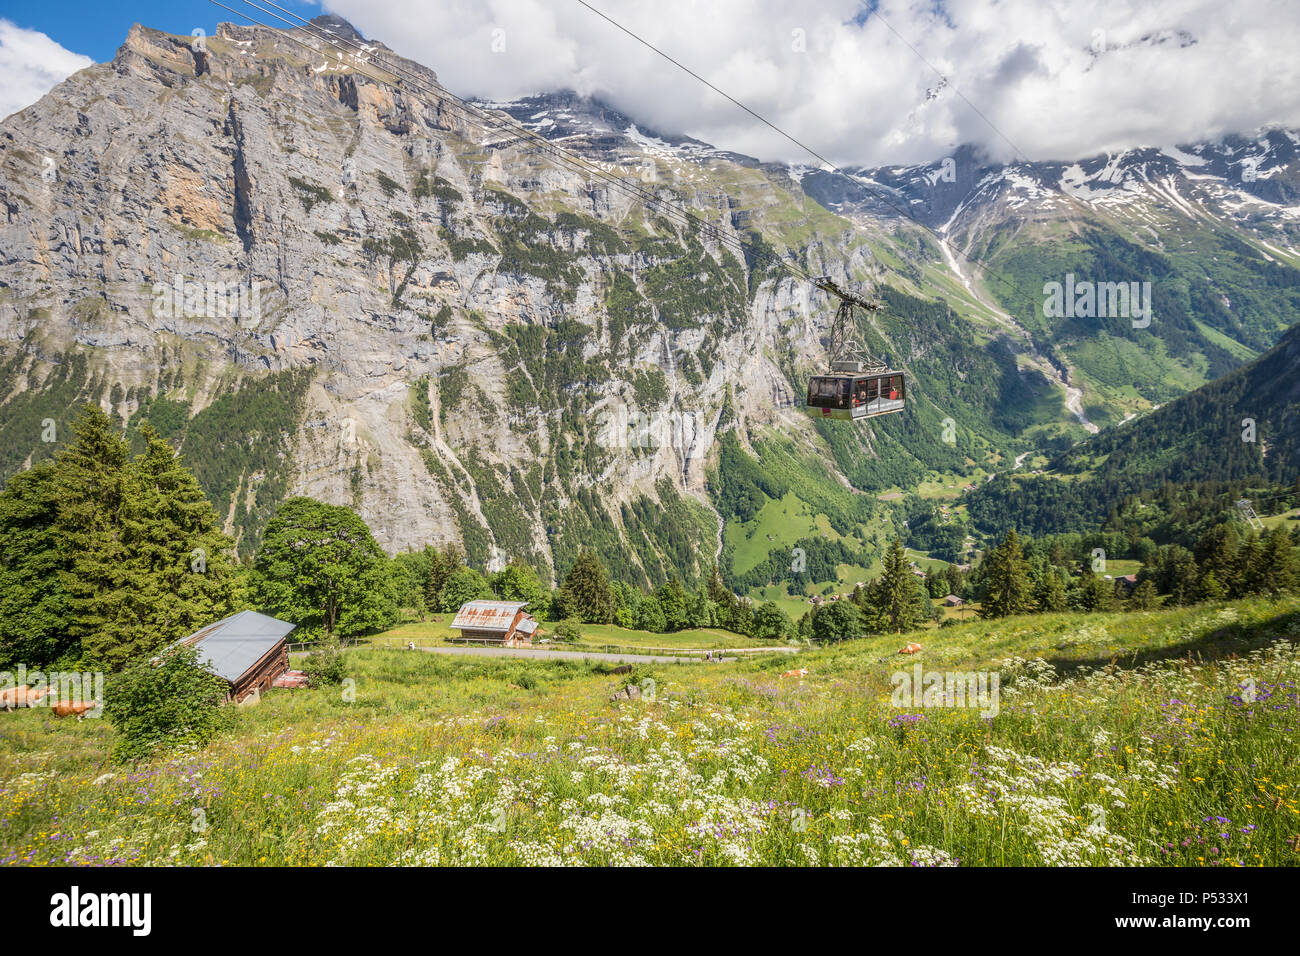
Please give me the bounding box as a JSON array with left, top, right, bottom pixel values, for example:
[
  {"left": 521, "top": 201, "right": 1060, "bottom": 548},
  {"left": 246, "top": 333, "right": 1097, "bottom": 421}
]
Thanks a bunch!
[
  {"left": 450, "top": 600, "right": 537, "bottom": 646},
  {"left": 175, "top": 610, "right": 297, "bottom": 702}
]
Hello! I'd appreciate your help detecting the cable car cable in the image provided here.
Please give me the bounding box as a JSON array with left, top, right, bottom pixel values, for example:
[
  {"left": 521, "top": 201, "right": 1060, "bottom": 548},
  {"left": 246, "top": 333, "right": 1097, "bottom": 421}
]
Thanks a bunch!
[{"left": 569, "top": 0, "right": 1026, "bottom": 301}]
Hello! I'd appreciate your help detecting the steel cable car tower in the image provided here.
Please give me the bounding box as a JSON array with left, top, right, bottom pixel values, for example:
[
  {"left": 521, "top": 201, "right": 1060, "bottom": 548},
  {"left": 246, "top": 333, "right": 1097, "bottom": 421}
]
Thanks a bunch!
[{"left": 805, "top": 277, "right": 905, "bottom": 420}]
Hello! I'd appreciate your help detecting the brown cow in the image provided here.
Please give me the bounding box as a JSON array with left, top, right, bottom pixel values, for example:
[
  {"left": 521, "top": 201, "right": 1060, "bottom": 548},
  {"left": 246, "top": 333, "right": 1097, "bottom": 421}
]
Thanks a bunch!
[
  {"left": 0, "top": 685, "right": 48, "bottom": 710},
  {"left": 50, "top": 700, "right": 97, "bottom": 719},
  {"left": 0, "top": 685, "right": 29, "bottom": 710},
  {"left": 897, "top": 643, "right": 923, "bottom": 655}
]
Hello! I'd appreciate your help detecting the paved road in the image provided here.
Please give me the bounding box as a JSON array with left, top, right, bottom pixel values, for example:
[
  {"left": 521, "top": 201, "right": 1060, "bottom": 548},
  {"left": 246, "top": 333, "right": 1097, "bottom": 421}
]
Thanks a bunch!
[{"left": 413, "top": 645, "right": 737, "bottom": 664}]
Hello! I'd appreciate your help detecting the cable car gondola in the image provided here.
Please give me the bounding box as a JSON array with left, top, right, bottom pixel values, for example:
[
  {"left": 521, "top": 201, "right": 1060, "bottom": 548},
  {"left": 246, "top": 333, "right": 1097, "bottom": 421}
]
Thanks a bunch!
[
  {"left": 804, "top": 276, "right": 906, "bottom": 422},
  {"left": 807, "top": 368, "right": 906, "bottom": 420}
]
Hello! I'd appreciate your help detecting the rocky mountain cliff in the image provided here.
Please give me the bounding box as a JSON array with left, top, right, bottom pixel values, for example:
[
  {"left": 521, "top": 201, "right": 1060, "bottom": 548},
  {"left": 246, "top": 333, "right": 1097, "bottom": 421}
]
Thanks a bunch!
[{"left": 1, "top": 15, "right": 1297, "bottom": 588}]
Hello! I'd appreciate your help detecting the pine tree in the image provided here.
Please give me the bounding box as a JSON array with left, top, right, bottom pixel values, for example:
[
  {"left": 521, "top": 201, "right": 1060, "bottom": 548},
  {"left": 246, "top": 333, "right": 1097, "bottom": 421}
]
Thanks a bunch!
[
  {"left": 1036, "top": 565, "right": 1069, "bottom": 612},
  {"left": 729, "top": 596, "right": 755, "bottom": 637},
  {"left": 558, "top": 550, "right": 614, "bottom": 624},
  {"left": 1194, "top": 523, "right": 1242, "bottom": 598},
  {"left": 54, "top": 405, "right": 131, "bottom": 665},
  {"left": 943, "top": 563, "right": 965, "bottom": 598},
  {"left": 705, "top": 563, "right": 739, "bottom": 629},
  {"left": 863, "top": 538, "right": 931, "bottom": 633},
  {"left": 1129, "top": 579, "right": 1159, "bottom": 610},
  {"left": 423, "top": 543, "right": 463, "bottom": 612},
  {"left": 1148, "top": 544, "right": 1199, "bottom": 605},
  {"left": 655, "top": 576, "right": 688, "bottom": 631},
  {"left": 1249, "top": 528, "right": 1299, "bottom": 596},
  {"left": 1197, "top": 570, "right": 1226, "bottom": 602},
  {"left": 89, "top": 423, "right": 238, "bottom": 667},
  {"left": 706, "top": 563, "right": 733, "bottom": 606},
  {"left": 1076, "top": 569, "right": 1117, "bottom": 612},
  {"left": 0, "top": 462, "right": 71, "bottom": 666},
  {"left": 979, "top": 529, "right": 1034, "bottom": 618}
]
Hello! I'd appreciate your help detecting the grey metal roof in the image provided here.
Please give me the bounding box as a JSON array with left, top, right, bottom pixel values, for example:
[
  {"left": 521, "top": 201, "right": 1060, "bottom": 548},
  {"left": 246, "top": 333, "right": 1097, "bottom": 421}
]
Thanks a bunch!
[{"left": 178, "top": 610, "right": 296, "bottom": 683}]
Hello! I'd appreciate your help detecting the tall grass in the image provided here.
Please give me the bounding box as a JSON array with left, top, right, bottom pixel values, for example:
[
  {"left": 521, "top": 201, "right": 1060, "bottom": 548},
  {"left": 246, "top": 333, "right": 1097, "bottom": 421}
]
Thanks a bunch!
[{"left": 1, "top": 597, "right": 1296, "bottom": 866}]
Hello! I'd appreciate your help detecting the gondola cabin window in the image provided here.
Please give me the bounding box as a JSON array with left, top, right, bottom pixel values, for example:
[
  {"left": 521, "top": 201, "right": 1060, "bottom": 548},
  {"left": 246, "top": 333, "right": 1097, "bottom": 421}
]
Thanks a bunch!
[{"left": 809, "top": 376, "right": 849, "bottom": 409}]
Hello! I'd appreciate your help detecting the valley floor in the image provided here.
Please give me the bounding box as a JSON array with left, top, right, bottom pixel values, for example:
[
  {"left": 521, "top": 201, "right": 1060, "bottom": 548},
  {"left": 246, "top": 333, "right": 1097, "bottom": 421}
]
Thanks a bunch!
[{"left": 2, "top": 597, "right": 1298, "bottom": 866}]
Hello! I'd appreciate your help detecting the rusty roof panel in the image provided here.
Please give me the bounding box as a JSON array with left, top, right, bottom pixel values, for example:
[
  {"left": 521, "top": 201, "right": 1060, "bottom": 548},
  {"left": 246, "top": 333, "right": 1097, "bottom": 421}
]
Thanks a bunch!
[{"left": 451, "top": 600, "right": 529, "bottom": 631}]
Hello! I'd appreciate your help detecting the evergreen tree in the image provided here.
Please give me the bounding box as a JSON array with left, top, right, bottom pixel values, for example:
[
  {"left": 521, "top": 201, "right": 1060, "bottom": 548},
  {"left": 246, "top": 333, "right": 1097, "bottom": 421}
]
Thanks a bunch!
[
  {"left": 54, "top": 404, "right": 131, "bottom": 664},
  {"left": 943, "top": 563, "right": 966, "bottom": 599},
  {"left": 728, "top": 596, "right": 755, "bottom": 637},
  {"left": 1247, "top": 528, "right": 1298, "bottom": 596},
  {"left": 655, "top": 576, "right": 688, "bottom": 631},
  {"left": 0, "top": 462, "right": 71, "bottom": 666},
  {"left": 88, "top": 423, "right": 238, "bottom": 667},
  {"left": 979, "top": 529, "right": 1034, "bottom": 618},
  {"left": 1075, "top": 569, "right": 1117, "bottom": 612},
  {"left": 1035, "top": 564, "right": 1069, "bottom": 612},
  {"left": 1197, "top": 570, "right": 1226, "bottom": 602},
  {"left": 1129, "top": 579, "right": 1159, "bottom": 610},
  {"left": 1144, "top": 544, "right": 1198, "bottom": 605},
  {"left": 1194, "top": 523, "right": 1243, "bottom": 598},
  {"left": 558, "top": 550, "right": 614, "bottom": 624},
  {"left": 706, "top": 562, "right": 741, "bottom": 630},
  {"left": 862, "top": 538, "right": 931, "bottom": 633}
]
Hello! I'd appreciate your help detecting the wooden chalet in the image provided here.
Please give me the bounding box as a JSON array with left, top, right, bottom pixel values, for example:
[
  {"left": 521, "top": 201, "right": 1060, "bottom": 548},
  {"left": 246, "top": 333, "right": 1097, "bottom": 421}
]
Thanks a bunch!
[
  {"left": 174, "top": 610, "right": 296, "bottom": 703},
  {"left": 450, "top": 600, "right": 537, "bottom": 646}
]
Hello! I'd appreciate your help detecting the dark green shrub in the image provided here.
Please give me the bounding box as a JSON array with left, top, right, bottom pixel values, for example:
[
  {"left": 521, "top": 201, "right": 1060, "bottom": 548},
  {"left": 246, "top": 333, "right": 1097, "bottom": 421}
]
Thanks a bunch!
[
  {"left": 552, "top": 619, "right": 582, "bottom": 643},
  {"left": 302, "top": 637, "right": 346, "bottom": 686},
  {"left": 103, "top": 645, "right": 235, "bottom": 762}
]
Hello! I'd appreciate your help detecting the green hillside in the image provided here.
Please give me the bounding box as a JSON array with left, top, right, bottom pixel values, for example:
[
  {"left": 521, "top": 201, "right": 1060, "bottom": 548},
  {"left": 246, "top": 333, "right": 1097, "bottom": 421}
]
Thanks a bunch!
[{"left": 967, "top": 319, "right": 1300, "bottom": 538}]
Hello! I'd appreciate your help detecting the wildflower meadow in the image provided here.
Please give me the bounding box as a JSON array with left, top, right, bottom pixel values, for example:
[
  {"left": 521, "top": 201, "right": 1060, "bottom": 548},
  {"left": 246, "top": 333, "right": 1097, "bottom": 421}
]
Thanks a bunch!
[{"left": 2, "top": 597, "right": 1297, "bottom": 867}]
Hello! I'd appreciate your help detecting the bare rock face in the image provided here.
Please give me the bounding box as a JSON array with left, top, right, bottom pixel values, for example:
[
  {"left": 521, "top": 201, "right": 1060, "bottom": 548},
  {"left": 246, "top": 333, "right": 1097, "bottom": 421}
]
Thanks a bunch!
[{"left": 0, "top": 17, "right": 862, "bottom": 583}]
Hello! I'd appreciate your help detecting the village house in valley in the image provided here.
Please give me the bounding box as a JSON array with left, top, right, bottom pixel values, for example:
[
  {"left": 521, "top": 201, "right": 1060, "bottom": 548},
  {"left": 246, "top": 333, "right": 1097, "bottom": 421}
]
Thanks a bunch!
[{"left": 451, "top": 600, "right": 538, "bottom": 646}]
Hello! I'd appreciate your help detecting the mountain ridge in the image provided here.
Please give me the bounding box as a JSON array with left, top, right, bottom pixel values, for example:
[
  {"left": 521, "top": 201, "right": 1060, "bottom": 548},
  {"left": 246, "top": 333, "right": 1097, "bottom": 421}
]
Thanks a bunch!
[{"left": 1, "top": 15, "right": 1297, "bottom": 595}]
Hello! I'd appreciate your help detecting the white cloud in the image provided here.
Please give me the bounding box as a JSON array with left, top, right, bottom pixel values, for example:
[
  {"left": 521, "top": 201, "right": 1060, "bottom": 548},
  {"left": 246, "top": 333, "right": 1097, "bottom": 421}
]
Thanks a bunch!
[
  {"left": 306, "top": 0, "right": 1300, "bottom": 165},
  {"left": 0, "top": 19, "right": 94, "bottom": 121}
]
